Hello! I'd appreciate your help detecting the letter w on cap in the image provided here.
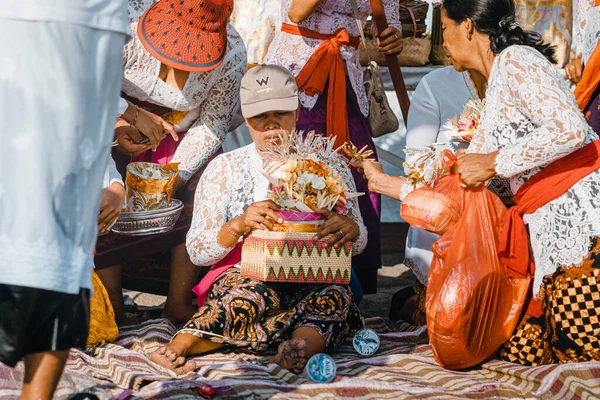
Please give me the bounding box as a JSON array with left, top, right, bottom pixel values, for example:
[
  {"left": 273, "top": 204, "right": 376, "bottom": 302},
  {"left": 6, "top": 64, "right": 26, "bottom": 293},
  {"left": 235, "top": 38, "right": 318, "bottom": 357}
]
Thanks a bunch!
[{"left": 256, "top": 76, "right": 269, "bottom": 86}]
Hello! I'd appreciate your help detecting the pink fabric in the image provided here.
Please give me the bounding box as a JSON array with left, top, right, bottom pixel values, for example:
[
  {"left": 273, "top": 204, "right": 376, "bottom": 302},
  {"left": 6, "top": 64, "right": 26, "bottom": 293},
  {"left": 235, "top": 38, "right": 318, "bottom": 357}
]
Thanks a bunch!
[
  {"left": 192, "top": 243, "right": 243, "bottom": 308},
  {"left": 131, "top": 133, "right": 186, "bottom": 165}
]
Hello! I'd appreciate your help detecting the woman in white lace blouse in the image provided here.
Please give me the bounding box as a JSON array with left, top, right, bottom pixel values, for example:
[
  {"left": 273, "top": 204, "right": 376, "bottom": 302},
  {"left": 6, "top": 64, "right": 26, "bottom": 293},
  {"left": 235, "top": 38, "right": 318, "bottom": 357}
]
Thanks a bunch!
[
  {"left": 151, "top": 65, "right": 366, "bottom": 375},
  {"left": 99, "top": 0, "right": 247, "bottom": 325},
  {"left": 442, "top": 0, "right": 600, "bottom": 365}
]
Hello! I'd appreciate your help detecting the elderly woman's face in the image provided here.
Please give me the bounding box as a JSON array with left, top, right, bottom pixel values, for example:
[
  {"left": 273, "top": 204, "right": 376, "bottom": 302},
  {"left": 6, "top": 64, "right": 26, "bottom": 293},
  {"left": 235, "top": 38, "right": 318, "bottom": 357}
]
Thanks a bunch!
[
  {"left": 441, "top": 8, "right": 472, "bottom": 72},
  {"left": 246, "top": 109, "right": 299, "bottom": 149}
]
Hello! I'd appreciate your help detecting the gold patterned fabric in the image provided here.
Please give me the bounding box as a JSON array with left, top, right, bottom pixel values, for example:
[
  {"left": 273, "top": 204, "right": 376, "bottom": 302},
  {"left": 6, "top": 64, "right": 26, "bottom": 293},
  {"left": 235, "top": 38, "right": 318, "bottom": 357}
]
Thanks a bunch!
[
  {"left": 413, "top": 280, "right": 428, "bottom": 326},
  {"left": 499, "top": 238, "right": 600, "bottom": 365},
  {"left": 86, "top": 271, "right": 119, "bottom": 348},
  {"left": 515, "top": 0, "right": 572, "bottom": 67}
]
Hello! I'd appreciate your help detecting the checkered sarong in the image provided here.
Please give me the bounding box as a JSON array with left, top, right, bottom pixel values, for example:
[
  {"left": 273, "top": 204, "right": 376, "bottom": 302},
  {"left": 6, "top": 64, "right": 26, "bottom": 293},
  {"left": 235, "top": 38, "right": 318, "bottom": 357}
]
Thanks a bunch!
[{"left": 499, "top": 238, "right": 600, "bottom": 365}]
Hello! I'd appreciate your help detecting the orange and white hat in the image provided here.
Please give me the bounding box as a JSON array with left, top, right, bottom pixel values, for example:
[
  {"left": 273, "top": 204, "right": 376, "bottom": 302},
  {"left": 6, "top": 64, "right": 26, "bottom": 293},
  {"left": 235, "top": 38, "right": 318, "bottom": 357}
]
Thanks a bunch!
[{"left": 137, "top": 0, "right": 233, "bottom": 73}]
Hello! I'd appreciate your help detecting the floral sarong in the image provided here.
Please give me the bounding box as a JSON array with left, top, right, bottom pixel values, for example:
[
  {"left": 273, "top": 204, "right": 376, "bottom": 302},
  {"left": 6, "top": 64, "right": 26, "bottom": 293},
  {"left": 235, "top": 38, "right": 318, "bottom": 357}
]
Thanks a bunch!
[{"left": 178, "top": 268, "right": 363, "bottom": 352}]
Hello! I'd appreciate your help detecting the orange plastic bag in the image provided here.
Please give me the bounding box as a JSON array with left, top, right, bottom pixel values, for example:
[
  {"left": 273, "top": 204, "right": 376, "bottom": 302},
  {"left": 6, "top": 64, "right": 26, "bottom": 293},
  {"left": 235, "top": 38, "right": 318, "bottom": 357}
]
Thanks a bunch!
[
  {"left": 402, "top": 152, "right": 529, "bottom": 370},
  {"left": 401, "top": 173, "right": 463, "bottom": 235}
]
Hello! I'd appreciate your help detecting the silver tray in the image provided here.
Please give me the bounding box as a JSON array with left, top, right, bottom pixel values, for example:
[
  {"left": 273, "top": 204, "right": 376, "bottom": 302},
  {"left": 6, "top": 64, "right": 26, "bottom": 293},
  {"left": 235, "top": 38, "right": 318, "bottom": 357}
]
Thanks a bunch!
[{"left": 112, "top": 199, "right": 184, "bottom": 236}]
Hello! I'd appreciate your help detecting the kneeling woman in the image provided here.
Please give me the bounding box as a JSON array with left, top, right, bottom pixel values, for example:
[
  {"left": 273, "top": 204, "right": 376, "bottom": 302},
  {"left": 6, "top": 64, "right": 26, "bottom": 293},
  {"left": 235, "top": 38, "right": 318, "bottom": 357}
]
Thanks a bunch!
[{"left": 151, "top": 65, "right": 366, "bottom": 374}]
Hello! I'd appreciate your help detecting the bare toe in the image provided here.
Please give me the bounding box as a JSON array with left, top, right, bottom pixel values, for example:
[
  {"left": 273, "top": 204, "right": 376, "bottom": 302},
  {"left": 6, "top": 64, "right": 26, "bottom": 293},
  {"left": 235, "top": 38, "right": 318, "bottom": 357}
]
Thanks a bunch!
[
  {"left": 175, "top": 359, "right": 197, "bottom": 375},
  {"left": 150, "top": 346, "right": 191, "bottom": 374},
  {"left": 150, "top": 349, "right": 178, "bottom": 372},
  {"left": 166, "top": 349, "right": 179, "bottom": 362}
]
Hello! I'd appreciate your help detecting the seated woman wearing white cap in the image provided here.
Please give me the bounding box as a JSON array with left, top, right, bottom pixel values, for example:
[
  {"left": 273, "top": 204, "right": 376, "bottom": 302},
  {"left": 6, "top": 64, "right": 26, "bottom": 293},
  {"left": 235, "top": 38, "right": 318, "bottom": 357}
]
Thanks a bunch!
[{"left": 151, "top": 65, "right": 366, "bottom": 374}]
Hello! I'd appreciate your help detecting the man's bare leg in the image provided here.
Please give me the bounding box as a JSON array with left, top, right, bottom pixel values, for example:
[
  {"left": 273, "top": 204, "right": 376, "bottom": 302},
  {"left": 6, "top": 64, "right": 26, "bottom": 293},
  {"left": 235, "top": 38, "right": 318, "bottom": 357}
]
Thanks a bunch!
[
  {"left": 96, "top": 265, "right": 125, "bottom": 325},
  {"left": 21, "top": 350, "right": 69, "bottom": 400},
  {"left": 150, "top": 333, "right": 224, "bottom": 374},
  {"left": 162, "top": 243, "right": 199, "bottom": 324}
]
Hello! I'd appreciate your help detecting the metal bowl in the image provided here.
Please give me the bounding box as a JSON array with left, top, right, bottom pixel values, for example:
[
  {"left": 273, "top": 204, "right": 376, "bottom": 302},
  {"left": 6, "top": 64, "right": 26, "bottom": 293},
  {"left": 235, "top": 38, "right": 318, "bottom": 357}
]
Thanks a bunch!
[{"left": 112, "top": 199, "right": 184, "bottom": 236}]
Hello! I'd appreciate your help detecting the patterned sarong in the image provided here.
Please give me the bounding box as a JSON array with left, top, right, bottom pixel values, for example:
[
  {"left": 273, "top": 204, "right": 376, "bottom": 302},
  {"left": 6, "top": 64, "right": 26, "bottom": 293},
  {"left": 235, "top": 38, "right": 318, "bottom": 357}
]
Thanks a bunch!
[{"left": 499, "top": 238, "right": 600, "bottom": 365}]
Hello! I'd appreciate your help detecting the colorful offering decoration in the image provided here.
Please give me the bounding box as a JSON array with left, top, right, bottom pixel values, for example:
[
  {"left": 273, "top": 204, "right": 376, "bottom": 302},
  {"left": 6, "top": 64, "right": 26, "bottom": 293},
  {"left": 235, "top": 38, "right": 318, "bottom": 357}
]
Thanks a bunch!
[
  {"left": 241, "top": 131, "right": 359, "bottom": 284},
  {"left": 443, "top": 98, "right": 483, "bottom": 143}
]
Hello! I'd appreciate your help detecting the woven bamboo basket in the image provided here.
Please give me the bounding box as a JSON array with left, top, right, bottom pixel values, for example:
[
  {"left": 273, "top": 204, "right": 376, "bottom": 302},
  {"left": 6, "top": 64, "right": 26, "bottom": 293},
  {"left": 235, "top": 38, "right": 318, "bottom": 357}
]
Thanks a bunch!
[{"left": 241, "top": 229, "right": 352, "bottom": 284}]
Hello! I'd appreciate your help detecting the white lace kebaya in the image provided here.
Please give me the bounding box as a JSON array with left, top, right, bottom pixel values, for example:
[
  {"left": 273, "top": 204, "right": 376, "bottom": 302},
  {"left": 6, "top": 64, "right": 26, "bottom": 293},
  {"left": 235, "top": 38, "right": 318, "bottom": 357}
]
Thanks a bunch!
[
  {"left": 122, "top": 0, "right": 247, "bottom": 182},
  {"left": 186, "top": 143, "right": 368, "bottom": 267},
  {"left": 263, "top": 0, "right": 400, "bottom": 118},
  {"left": 467, "top": 45, "right": 600, "bottom": 295}
]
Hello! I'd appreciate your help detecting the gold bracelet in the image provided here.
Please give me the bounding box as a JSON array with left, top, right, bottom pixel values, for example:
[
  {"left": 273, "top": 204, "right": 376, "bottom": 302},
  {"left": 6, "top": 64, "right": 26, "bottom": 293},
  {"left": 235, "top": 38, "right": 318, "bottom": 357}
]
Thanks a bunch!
[{"left": 224, "top": 221, "right": 243, "bottom": 239}]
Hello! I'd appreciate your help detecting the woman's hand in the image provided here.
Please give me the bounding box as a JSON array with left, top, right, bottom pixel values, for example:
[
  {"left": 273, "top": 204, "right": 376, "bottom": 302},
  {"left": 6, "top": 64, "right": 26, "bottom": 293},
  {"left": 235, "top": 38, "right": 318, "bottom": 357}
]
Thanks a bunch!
[
  {"left": 351, "top": 159, "right": 386, "bottom": 193},
  {"left": 135, "top": 107, "right": 179, "bottom": 150},
  {"left": 121, "top": 102, "right": 178, "bottom": 151},
  {"left": 98, "top": 182, "right": 125, "bottom": 234},
  {"left": 114, "top": 119, "right": 151, "bottom": 156},
  {"left": 235, "top": 200, "right": 283, "bottom": 233},
  {"left": 375, "top": 27, "right": 403, "bottom": 56},
  {"left": 313, "top": 208, "right": 359, "bottom": 249},
  {"left": 455, "top": 151, "right": 498, "bottom": 187},
  {"left": 565, "top": 55, "right": 583, "bottom": 84}
]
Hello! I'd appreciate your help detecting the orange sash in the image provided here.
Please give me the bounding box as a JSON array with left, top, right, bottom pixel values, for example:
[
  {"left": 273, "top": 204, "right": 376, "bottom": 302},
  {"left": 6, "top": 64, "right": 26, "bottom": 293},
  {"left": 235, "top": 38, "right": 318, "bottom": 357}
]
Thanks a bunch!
[
  {"left": 574, "top": 0, "right": 600, "bottom": 111},
  {"left": 574, "top": 40, "right": 600, "bottom": 111},
  {"left": 499, "top": 140, "right": 600, "bottom": 315},
  {"left": 281, "top": 23, "right": 359, "bottom": 149}
]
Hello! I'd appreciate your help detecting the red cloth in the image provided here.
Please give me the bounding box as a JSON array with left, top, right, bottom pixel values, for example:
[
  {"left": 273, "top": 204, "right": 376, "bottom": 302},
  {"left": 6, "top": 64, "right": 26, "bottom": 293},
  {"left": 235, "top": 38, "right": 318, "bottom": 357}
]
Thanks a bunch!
[
  {"left": 281, "top": 23, "right": 359, "bottom": 149},
  {"left": 192, "top": 243, "right": 243, "bottom": 308},
  {"left": 499, "top": 140, "right": 600, "bottom": 316}
]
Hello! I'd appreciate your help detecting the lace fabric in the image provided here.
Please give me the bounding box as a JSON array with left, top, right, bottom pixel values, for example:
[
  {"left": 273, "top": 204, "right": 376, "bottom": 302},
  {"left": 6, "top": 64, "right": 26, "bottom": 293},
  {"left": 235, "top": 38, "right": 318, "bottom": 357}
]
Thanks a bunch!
[
  {"left": 467, "top": 45, "right": 600, "bottom": 294},
  {"left": 572, "top": 0, "right": 596, "bottom": 59},
  {"left": 186, "top": 143, "right": 368, "bottom": 267},
  {"left": 581, "top": 5, "right": 600, "bottom": 65},
  {"left": 263, "top": 0, "right": 400, "bottom": 117},
  {"left": 122, "top": 0, "right": 247, "bottom": 182}
]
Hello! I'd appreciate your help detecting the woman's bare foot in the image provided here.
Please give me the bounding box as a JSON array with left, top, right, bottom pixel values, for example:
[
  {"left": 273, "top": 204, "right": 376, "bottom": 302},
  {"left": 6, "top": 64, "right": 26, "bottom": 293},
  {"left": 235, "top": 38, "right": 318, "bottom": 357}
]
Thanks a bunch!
[
  {"left": 150, "top": 345, "right": 196, "bottom": 375},
  {"left": 270, "top": 338, "right": 309, "bottom": 374}
]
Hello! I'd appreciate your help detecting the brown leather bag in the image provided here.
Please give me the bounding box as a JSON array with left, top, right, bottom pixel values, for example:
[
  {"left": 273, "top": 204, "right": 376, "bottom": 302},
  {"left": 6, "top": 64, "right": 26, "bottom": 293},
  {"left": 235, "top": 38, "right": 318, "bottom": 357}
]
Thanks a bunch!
[{"left": 351, "top": 0, "right": 399, "bottom": 137}]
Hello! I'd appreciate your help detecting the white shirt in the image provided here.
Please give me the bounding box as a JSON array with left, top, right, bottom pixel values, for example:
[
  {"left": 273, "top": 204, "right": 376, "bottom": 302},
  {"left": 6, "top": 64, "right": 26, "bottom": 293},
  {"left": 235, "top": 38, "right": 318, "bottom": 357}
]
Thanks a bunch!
[
  {"left": 0, "top": 0, "right": 129, "bottom": 35},
  {"left": 399, "top": 67, "right": 477, "bottom": 201},
  {"left": 401, "top": 67, "right": 478, "bottom": 285}
]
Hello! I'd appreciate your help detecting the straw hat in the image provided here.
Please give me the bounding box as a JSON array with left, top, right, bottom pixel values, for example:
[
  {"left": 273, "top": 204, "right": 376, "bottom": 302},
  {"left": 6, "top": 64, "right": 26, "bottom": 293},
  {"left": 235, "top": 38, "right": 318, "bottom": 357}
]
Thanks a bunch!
[{"left": 138, "top": 0, "right": 233, "bottom": 72}]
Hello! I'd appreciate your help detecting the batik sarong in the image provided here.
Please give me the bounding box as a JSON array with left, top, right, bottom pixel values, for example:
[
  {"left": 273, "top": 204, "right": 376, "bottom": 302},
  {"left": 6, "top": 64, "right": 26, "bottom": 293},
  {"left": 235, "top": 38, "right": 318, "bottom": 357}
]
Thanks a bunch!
[{"left": 178, "top": 268, "right": 363, "bottom": 352}]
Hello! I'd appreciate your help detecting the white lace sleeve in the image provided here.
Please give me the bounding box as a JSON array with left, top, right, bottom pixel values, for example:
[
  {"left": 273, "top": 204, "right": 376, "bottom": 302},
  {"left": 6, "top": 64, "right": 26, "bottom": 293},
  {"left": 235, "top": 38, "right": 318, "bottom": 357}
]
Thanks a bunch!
[
  {"left": 493, "top": 47, "right": 588, "bottom": 178},
  {"left": 466, "top": 126, "right": 486, "bottom": 153},
  {"left": 383, "top": 0, "right": 402, "bottom": 32},
  {"left": 171, "top": 56, "right": 246, "bottom": 182},
  {"left": 186, "top": 156, "right": 235, "bottom": 267},
  {"left": 339, "top": 167, "right": 368, "bottom": 256},
  {"left": 572, "top": 0, "right": 595, "bottom": 58}
]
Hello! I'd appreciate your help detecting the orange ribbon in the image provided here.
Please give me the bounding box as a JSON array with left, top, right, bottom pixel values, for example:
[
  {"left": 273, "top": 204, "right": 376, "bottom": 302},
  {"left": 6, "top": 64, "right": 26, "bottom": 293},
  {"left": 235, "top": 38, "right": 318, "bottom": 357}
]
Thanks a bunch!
[
  {"left": 282, "top": 23, "right": 359, "bottom": 149},
  {"left": 573, "top": 0, "right": 600, "bottom": 111},
  {"left": 499, "top": 140, "right": 600, "bottom": 315},
  {"left": 575, "top": 39, "right": 600, "bottom": 111}
]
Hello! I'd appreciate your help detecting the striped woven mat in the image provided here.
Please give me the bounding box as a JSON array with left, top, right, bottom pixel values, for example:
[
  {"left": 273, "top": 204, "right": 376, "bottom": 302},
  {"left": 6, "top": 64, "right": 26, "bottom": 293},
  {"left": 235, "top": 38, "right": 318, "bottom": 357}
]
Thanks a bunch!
[{"left": 1, "top": 318, "right": 598, "bottom": 399}]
